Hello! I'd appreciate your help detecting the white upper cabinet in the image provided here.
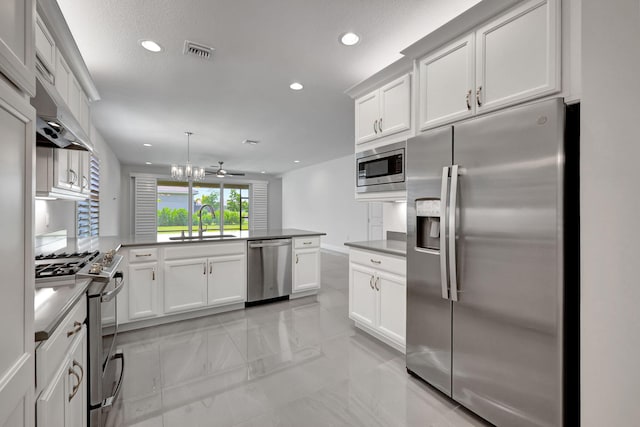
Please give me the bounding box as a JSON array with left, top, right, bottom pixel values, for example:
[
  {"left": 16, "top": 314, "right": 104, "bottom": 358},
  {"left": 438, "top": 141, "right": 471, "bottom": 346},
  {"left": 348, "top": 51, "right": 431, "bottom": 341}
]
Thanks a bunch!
[
  {"left": 475, "top": 0, "right": 560, "bottom": 113},
  {"left": 379, "top": 74, "right": 412, "bottom": 137},
  {"left": 35, "top": 13, "right": 55, "bottom": 77},
  {"left": 418, "top": 35, "right": 475, "bottom": 130},
  {"left": 355, "top": 91, "right": 380, "bottom": 144},
  {"left": 355, "top": 73, "right": 411, "bottom": 145},
  {"left": 0, "top": 0, "right": 35, "bottom": 96},
  {"left": 55, "top": 50, "right": 71, "bottom": 106},
  {"left": 416, "top": 0, "right": 560, "bottom": 131}
]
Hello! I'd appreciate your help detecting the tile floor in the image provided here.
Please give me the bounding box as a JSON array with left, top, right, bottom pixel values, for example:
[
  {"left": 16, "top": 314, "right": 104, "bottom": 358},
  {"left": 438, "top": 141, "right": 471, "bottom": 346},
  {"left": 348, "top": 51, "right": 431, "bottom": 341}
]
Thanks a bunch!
[{"left": 106, "top": 252, "right": 489, "bottom": 427}]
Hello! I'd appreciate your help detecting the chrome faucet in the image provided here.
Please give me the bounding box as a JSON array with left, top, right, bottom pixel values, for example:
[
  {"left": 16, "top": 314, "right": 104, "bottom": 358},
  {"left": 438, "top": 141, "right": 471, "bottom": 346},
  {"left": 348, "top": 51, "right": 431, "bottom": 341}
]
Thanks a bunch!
[{"left": 197, "top": 204, "right": 216, "bottom": 237}]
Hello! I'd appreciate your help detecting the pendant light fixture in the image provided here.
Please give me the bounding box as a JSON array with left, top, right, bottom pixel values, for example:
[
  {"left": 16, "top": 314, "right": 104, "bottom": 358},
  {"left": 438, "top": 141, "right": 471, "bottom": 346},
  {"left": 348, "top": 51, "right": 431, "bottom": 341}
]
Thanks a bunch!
[{"left": 171, "top": 131, "right": 206, "bottom": 181}]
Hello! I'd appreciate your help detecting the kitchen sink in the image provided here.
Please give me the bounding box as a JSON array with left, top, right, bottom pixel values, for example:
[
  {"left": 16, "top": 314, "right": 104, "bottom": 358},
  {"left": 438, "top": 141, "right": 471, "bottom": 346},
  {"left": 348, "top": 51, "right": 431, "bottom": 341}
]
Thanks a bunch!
[{"left": 168, "top": 234, "right": 238, "bottom": 241}]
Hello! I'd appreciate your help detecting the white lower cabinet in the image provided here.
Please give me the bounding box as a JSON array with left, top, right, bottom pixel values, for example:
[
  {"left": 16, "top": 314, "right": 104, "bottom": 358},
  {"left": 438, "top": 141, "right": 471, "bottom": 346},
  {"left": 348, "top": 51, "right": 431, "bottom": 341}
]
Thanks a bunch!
[
  {"left": 128, "top": 261, "right": 159, "bottom": 320},
  {"left": 36, "top": 327, "right": 87, "bottom": 427},
  {"left": 349, "top": 249, "right": 406, "bottom": 352},
  {"left": 163, "top": 258, "right": 209, "bottom": 313},
  {"left": 207, "top": 254, "right": 246, "bottom": 306},
  {"left": 292, "top": 237, "right": 321, "bottom": 294}
]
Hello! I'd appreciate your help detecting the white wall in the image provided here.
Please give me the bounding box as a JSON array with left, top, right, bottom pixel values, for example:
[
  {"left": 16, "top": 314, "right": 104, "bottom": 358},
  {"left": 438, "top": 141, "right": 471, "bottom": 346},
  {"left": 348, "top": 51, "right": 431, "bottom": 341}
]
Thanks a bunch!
[
  {"left": 382, "top": 201, "right": 407, "bottom": 235},
  {"left": 581, "top": 0, "right": 640, "bottom": 424},
  {"left": 91, "top": 126, "right": 121, "bottom": 235},
  {"left": 118, "top": 163, "right": 282, "bottom": 236},
  {"left": 282, "top": 154, "right": 367, "bottom": 253}
]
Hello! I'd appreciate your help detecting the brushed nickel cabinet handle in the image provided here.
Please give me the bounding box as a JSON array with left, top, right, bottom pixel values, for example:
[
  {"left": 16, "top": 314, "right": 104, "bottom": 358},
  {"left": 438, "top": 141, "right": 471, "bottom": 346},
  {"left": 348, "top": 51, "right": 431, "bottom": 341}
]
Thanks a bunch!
[
  {"left": 476, "top": 86, "right": 482, "bottom": 107},
  {"left": 466, "top": 90, "right": 472, "bottom": 110},
  {"left": 152, "top": 269, "right": 155, "bottom": 280},
  {"left": 375, "top": 276, "right": 380, "bottom": 291},
  {"left": 72, "top": 360, "right": 84, "bottom": 384},
  {"left": 296, "top": 255, "right": 299, "bottom": 264},
  {"left": 68, "top": 368, "right": 81, "bottom": 401},
  {"left": 369, "top": 276, "right": 374, "bottom": 289},
  {"left": 67, "top": 321, "right": 82, "bottom": 337},
  {"left": 303, "top": 241, "right": 312, "bottom": 245},
  {"left": 135, "top": 253, "right": 152, "bottom": 257},
  {"left": 378, "top": 117, "right": 383, "bottom": 133},
  {"left": 373, "top": 119, "right": 378, "bottom": 134},
  {"left": 203, "top": 262, "right": 207, "bottom": 275},
  {"left": 370, "top": 259, "right": 381, "bottom": 265},
  {"left": 209, "top": 262, "right": 212, "bottom": 274},
  {"left": 68, "top": 169, "right": 78, "bottom": 185}
]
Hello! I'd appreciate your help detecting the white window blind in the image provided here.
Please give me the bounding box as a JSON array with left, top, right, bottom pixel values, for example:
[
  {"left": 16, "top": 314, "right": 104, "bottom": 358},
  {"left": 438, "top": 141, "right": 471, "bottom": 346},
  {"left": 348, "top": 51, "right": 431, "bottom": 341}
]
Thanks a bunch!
[
  {"left": 77, "top": 155, "right": 99, "bottom": 237},
  {"left": 134, "top": 175, "right": 158, "bottom": 236},
  {"left": 250, "top": 181, "right": 268, "bottom": 230}
]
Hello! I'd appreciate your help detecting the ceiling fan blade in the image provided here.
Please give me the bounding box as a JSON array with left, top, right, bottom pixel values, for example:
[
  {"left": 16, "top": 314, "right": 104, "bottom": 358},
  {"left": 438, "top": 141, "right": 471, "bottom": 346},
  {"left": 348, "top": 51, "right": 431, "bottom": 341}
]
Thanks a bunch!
[{"left": 225, "top": 172, "right": 245, "bottom": 176}]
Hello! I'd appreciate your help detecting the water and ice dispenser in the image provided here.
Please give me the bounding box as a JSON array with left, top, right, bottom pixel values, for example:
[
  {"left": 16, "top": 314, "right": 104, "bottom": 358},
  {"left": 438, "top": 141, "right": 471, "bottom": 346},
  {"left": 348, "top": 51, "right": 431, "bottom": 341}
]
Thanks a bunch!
[{"left": 416, "top": 199, "right": 441, "bottom": 251}]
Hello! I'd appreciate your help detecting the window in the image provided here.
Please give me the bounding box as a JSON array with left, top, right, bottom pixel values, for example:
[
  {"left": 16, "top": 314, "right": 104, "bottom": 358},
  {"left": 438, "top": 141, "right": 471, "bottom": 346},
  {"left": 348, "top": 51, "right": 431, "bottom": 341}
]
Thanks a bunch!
[
  {"left": 77, "top": 154, "right": 99, "bottom": 237},
  {"left": 155, "top": 181, "right": 255, "bottom": 240}
]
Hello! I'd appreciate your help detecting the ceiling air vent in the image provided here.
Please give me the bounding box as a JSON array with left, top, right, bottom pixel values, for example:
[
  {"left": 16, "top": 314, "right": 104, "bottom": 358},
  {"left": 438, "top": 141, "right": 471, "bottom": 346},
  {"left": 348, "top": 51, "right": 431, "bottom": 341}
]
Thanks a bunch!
[{"left": 183, "top": 41, "right": 214, "bottom": 60}]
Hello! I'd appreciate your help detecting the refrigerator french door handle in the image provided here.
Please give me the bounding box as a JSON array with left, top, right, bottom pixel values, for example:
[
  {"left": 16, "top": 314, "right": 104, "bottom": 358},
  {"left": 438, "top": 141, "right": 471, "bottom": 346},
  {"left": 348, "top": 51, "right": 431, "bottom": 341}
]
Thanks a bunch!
[
  {"left": 449, "top": 164, "right": 459, "bottom": 301},
  {"left": 439, "top": 166, "right": 450, "bottom": 300}
]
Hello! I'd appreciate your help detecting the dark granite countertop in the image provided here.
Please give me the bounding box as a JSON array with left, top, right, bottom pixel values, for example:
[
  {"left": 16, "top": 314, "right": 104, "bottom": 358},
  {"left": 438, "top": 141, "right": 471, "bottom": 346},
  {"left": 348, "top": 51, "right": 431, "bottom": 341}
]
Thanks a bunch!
[
  {"left": 344, "top": 239, "right": 406, "bottom": 257},
  {"left": 34, "top": 278, "right": 91, "bottom": 342}
]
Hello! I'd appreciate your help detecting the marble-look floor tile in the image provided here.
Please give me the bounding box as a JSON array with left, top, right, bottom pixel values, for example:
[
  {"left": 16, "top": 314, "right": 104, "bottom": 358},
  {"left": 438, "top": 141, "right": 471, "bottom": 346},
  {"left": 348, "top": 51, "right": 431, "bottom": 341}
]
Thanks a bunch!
[{"left": 107, "top": 251, "right": 489, "bottom": 427}]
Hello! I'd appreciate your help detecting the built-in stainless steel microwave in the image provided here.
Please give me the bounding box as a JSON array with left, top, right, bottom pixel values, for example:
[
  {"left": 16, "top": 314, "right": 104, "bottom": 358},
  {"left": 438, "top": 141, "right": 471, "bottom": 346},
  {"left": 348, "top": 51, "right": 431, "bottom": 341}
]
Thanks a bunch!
[{"left": 356, "top": 141, "right": 406, "bottom": 193}]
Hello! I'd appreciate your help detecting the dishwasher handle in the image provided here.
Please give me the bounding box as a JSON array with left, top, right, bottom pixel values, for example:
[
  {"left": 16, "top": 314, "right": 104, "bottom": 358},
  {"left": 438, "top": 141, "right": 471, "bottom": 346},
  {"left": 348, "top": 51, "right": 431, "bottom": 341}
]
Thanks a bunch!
[{"left": 248, "top": 239, "right": 292, "bottom": 249}]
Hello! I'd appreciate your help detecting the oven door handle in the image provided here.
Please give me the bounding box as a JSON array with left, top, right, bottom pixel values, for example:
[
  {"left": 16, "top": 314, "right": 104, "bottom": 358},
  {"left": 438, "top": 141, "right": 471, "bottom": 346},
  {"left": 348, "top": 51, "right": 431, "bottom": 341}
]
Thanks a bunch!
[
  {"left": 101, "top": 272, "right": 125, "bottom": 303},
  {"left": 101, "top": 350, "right": 125, "bottom": 410}
]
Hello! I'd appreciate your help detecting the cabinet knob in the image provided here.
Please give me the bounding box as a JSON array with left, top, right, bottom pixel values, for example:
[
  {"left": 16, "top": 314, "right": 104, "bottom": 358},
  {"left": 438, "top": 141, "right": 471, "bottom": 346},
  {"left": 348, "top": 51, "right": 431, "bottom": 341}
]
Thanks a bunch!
[{"left": 476, "top": 86, "right": 483, "bottom": 107}]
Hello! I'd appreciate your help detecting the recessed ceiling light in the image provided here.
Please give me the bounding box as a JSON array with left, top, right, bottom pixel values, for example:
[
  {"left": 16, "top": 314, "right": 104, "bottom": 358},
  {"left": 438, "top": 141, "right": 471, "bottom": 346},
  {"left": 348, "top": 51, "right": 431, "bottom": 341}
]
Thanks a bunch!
[
  {"left": 294, "top": 160, "right": 300, "bottom": 163},
  {"left": 145, "top": 162, "right": 153, "bottom": 165},
  {"left": 289, "top": 82, "right": 303, "bottom": 91},
  {"left": 140, "top": 40, "right": 162, "bottom": 52},
  {"left": 143, "top": 143, "right": 152, "bottom": 147},
  {"left": 340, "top": 32, "right": 360, "bottom": 46},
  {"left": 261, "top": 171, "right": 266, "bottom": 174}
]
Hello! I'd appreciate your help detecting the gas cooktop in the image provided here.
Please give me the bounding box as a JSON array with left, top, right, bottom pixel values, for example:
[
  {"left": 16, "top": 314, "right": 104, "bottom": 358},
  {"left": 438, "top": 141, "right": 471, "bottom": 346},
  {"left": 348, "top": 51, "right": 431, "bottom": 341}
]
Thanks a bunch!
[{"left": 35, "top": 250, "right": 123, "bottom": 286}]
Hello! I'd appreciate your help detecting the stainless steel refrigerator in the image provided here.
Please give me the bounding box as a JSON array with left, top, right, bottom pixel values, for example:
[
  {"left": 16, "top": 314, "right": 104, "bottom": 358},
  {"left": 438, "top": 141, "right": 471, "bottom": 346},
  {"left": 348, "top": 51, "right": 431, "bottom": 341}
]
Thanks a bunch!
[{"left": 406, "top": 98, "right": 568, "bottom": 427}]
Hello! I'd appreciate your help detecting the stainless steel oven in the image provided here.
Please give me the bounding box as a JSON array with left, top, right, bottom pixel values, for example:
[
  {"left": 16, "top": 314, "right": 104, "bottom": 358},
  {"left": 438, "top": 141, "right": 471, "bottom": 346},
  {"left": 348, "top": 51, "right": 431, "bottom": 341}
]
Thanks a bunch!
[
  {"left": 84, "top": 255, "right": 125, "bottom": 427},
  {"left": 356, "top": 141, "right": 406, "bottom": 193}
]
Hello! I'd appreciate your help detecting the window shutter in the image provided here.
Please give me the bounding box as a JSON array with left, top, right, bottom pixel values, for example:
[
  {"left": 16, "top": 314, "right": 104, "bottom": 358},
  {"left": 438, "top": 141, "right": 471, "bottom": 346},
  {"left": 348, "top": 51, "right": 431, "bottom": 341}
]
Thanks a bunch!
[
  {"left": 134, "top": 176, "right": 158, "bottom": 236},
  {"left": 250, "top": 181, "right": 268, "bottom": 230},
  {"left": 77, "top": 154, "right": 99, "bottom": 237}
]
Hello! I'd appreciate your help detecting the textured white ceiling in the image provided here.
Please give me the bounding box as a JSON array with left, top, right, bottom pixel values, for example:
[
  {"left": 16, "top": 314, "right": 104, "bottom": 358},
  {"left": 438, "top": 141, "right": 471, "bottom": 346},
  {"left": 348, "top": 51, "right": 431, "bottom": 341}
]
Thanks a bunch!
[{"left": 57, "top": 0, "right": 480, "bottom": 175}]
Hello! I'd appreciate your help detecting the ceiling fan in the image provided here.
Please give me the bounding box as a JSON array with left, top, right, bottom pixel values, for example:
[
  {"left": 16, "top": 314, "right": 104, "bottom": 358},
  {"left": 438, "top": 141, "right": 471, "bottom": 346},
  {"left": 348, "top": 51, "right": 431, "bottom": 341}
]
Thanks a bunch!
[{"left": 207, "top": 161, "right": 246, "bottom": 178}]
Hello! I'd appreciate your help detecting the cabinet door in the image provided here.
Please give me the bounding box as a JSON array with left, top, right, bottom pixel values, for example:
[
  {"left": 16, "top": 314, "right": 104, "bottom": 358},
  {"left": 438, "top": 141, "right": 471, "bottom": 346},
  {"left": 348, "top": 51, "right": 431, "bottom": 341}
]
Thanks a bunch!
[
  {"left": 164, "top": 258, "right": 208, "bottom": 313},
  {"left": 65, "top": 329, "right": 86, "bottom": 427},
  {"left": 68, "top": 77, "right": 82, "bottom": 122},
  {"left": 379, "top": 74, "right": 411, "bottom": 137},
  {"left": 0, "top": 0, "right": 35, "bottom": 96},
  {"left": 80, "top": 94, "right": 90, "bottom": 133},
  {"left": 55, "top": 51, "right": 71, "bottom": 105},
  {"left": 376, "top": 271, "right": 406, "bottom": 346},
  {"left": 475, "top": 0, "right": 559, "bottom": 113},
  {"left": 53, "top": 149, "right": 71, "bottom": 189},
  {"left": 35, "top": 14, "right": 55, "bottom": 75},
  {"left": 128, "top": 262, "right": 159, "bottom": 320},
  {"left": 349, "top": 264, "right": 376, "bottom": 327},
  {"left": 355, "top": 90, "right": 379, "bottom": 144},
  {"left": 207, "top": 254, "right": 246, "bottom": 306},
  {"left": 293, "top": 248, "right": 320, "bottom": 293},
  {"left": 67, "top": 150, "right": 81, "bottom": 192},
  {"left": 0, "top": 79, "right": 34, "bottom": 427},
  {"left": 419, "top": 35, "right": 475, "bottom": 130},
  {"left": 36, "top": 363, "right": 66, "bottom": 427},
  {"left": 80, "top": 151, "right": 90, "bottom": 196}
]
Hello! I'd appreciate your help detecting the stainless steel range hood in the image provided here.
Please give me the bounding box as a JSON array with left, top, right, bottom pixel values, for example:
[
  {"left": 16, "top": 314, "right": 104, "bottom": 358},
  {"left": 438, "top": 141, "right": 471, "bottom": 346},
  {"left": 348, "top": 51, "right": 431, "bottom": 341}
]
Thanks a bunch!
[{"left": 31, "top": 76, "right": 93, "bottom": 152}]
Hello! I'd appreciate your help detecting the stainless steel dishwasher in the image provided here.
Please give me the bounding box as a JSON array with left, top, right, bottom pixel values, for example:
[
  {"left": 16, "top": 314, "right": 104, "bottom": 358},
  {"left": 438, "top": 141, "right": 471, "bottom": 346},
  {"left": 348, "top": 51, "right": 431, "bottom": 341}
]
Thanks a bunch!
[{"left": 247, "top": 238, "right": 292, "bottom": 304}]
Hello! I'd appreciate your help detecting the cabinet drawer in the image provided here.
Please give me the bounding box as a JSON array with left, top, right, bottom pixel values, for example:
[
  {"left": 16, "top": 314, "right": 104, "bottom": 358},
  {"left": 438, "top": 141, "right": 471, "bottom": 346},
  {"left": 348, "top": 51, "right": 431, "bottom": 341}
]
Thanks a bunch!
[
  {"left": 129, "top": 247, "right": 158, "bottom": 262},
  {"left": 294, "top": 237, "right": 320, "bottom": 249},
  {"left": 350, "top": 249, "right": 406, "bottom": 276},
  {"left": 36, "top": 295, "right": 86, "bottom": 392}
]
